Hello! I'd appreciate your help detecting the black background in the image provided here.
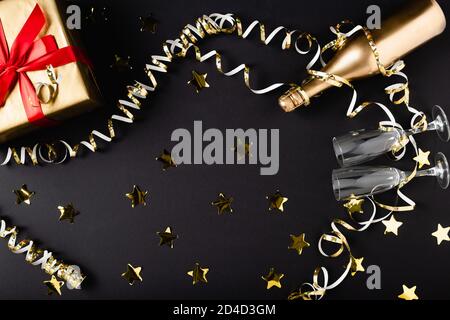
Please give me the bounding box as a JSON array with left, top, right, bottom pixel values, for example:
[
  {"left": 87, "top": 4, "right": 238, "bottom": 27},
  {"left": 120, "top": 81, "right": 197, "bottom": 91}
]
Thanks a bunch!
[{"left": 0, "top": 0, "right": 449, "bottom": 300}]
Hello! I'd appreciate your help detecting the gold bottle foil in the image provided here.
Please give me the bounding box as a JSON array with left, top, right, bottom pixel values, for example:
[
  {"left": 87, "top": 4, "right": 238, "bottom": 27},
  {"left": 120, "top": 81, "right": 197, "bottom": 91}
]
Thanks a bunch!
[
  {"left": 278, "top": 0, "right": 446, "bottom": 112},
  {"left": 0, "top": 0, "right": 100, "bottom": 142}
]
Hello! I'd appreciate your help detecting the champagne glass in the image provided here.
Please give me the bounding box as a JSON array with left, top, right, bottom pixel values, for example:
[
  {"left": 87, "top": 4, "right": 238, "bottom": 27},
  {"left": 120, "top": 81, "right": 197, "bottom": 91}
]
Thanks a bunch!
[
  {"left": 333, "top": 105, "right": 450, "bottom": 167},
  {"left": 332, "top": 152, "right": 449, "bottom": 201}
]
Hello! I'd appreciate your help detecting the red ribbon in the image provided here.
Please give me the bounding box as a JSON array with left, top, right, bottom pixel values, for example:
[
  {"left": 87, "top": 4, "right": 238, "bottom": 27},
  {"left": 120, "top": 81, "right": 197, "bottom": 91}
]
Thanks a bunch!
[{"left": 0, "top": 4, "right": 89, "bottom": 126}]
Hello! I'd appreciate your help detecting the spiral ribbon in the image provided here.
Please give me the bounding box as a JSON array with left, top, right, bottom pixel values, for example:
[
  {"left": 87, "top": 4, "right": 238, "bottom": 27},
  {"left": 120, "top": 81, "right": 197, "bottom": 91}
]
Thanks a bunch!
[
  {"left": 35, "top": 64, "right": 61, "bottom": 104},
  {"left": 0, "top": 218, "right": 85, "bottom": 291}
]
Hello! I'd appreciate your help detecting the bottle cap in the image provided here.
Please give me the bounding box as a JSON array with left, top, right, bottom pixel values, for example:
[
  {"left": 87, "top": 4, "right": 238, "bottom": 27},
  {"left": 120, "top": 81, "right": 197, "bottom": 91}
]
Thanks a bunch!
[{"left": 278, "top": 87, "right": 310, "bottom": 112}]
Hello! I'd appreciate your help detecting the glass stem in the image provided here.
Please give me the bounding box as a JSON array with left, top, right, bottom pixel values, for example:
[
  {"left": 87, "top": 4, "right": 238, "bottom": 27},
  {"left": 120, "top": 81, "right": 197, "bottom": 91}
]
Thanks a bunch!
[
  {"left": 415, "top": 167, "right": 438, "bottom": 178},
  {"left": 407, "top": 118, "right": 443, "bottom": 136},
  {"left": 426, "top": 119, "right": 442, "bottom": 132}
]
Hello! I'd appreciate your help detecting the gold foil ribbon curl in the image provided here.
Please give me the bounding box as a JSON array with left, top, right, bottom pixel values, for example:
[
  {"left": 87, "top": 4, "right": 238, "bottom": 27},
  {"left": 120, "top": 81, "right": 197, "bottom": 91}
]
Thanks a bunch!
[
  {"left": 0, "top": 218, "right": 85, "bottom": 291},
  {"left": 35, "top": 65, "right": 60, "bottom": 104},
  {"left": 289, "top": 217, "right": 365, "bottom": 300}
]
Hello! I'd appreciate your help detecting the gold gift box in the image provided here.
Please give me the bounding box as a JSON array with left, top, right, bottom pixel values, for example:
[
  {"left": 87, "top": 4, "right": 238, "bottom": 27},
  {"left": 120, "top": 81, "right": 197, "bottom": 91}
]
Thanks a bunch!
[{"left": 0, "top": 0, "right": 100, "bottom": 143}]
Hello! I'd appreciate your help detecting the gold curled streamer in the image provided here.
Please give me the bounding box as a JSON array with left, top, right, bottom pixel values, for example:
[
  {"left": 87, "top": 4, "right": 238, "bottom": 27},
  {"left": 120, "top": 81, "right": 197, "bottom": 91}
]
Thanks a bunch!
[
  {"left": 302, "top": 22, "right": 411, "bottom": 117},
  {"left": 35, "top": 65, "right": 59, "bottom": 104},
  {"left": 1, "top": 13, "right": 320, "bottom": 166},
  {"left": 322, "top": 20, "right": 356, "bottom": 52},
  {"left": 0, "top": 218, "right": 85, "bottom": 291},
  {"left": 289, "top": 217, "right": 362, "bottom": 300}
]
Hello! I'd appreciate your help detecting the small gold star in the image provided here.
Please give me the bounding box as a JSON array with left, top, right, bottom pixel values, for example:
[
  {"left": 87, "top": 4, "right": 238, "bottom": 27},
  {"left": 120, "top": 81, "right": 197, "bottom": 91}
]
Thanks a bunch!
[
  {"left": 58, "top": 204, "right": 79, "bottom": 223},
  {"left": 382, "top": 215, "right": 403, "bottom": 236},
  {"left": 232, "top": 138, "right": 253, "bottom": 160},
  {"left": 212, "top": 193, "right": 233, "bottom": 215},
  {"left": 43, "top": 276, "right": 64, "bottom": 296},
  {"left": 288, "top": 234, "right": 310, "bottom": 255},
  {"left": 110, "top": 54, "right": 132, "bottom": 71},
  {"left": 188, "top": 70, "right": 210, "bottom": 93},
  {"left": 157, "top": 227, "right": 178, "bottom": 248},
  {"left": 187, "top": 263, "right": 209, "bottom": 285},
  {"left": 432, "top": 224, "right": 450, "bottom": 245},
  {"left": 13, "top": 185, "right": 35, "bottom": 205},
  {"left": 156, "top": 149, "right": 177, "bottom": 170},
  {"left": 121, "top": 264, "right": 143, "bottom": 285},
  {"left": 398, "top": 285, "right": 418, "bottom": 300},
  {"left": 262, "top": 268, "right": 284, "bottom": 289},
  {"left": 349, "top": 256, "right": 365, "bottom": 276},
  {"left": 267, "top": 191, "right": 288, "bottom": 212},
  {"left": 343, "top": 198, "right": 364, "bottom": 216},
  {"left": 139, "top": 15, "right": 158, "bottom": 33},
  {"left": 126, "top": 185, "right": 148, "bottom": 208},
  {"left": 413, "top": 149, "right": 431, "bottom": 169}
]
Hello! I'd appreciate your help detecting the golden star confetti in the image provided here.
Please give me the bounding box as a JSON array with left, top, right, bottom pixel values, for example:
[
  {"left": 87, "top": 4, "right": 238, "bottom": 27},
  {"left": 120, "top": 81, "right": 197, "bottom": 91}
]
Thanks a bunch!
[
  {"left": 13, "top": 185, "right": 35, "bottom": 205},
  {"left": 187, "top": 263, "right": 209, "bottom": 285},
  {"left": 431, "top": 224, "right": 450, "bottom": 245},
  {"left": 350, "top": 256, "right": 365, "bottom": 276},
  {"left": 212, "top": 193, "right": 233, "bottom": 215},
  {"left": 267, "top": 191, "right": 288, "bottom": 213},
  {"left": 44, "top": 276, "right": 64, "bottom": 296},
  {"left": 343, "top": 198, "right": 364, "bottom": 216},
  {"left": 110, "top": 54, "right": 132, "bottom": 71},
  {"left": 232, "top": 138, "right": 253, "bottom": 160},
  {"left": 126, "top": 185, "right": 148, "bottom": 208},
  {"left": 398, "top": 285, "right": 419, "bottom": 300},
  {"left": 262, "top": 268, "right": 284, "bottom": 289},
  {"left": 121, "top": 264, "right": 143, "bottom": 285},
  {"left": 157, "top": 227, "right": 178, "bottom": 248},
  {"left": 413, "top": 149, "right": 431, "bottom": 169},
  {"left": 288, "top": 234, "right": 310, "bottom": 255},
  {"left": 156, "top": 149, "right": 177, "bottom": 170},
  {"left": 139, "top": 15, "right": 158, "bottom": 33},
  {"left": 382, "top": 215, "right": 403, "bottom": 236},
  {"left": 58, "top": 204, "right": 79, "bottom": 224},
  {"left": 188, "top": 70, "right": 210, "bottom": 93}
]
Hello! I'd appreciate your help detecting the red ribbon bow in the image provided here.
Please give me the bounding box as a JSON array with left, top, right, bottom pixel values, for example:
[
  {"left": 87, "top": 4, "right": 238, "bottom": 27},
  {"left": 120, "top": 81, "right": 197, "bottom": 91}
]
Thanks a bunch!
[{"left": 0, "top": 4, "right": 88, "bottom": 126}]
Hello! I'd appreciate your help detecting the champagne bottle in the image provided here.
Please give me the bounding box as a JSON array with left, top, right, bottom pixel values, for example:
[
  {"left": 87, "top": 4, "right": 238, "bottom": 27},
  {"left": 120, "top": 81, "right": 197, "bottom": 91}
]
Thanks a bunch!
[{"left": 278, "top": 0, "right": 446, "bottom": 112}]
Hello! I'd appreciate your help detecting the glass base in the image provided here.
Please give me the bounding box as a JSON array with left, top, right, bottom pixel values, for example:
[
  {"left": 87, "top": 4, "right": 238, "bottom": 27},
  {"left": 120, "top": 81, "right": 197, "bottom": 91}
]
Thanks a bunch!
[
  {"left": 435, "top": 152, "right": 450, "bottom": 189},
  {"left": 433, "top": 105, "right": 450, "bottom": 142}
]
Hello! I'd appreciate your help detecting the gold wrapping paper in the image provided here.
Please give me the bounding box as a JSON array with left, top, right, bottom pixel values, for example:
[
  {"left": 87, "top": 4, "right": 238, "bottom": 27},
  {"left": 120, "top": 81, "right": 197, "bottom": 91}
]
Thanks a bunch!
[{"left": 0, "top": 0, "right": 100, "bottom": 143}]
